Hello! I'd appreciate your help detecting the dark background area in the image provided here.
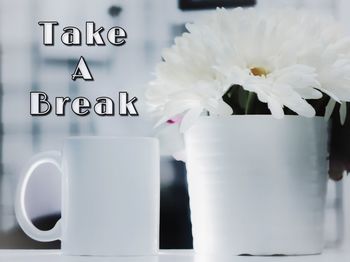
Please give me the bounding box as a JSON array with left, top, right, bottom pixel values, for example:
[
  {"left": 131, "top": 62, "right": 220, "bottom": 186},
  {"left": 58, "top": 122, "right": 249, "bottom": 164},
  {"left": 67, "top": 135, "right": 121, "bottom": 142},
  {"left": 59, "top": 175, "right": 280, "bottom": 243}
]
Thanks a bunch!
[{"left": 179, "top": 0, "right": 256, "bottom": 10}]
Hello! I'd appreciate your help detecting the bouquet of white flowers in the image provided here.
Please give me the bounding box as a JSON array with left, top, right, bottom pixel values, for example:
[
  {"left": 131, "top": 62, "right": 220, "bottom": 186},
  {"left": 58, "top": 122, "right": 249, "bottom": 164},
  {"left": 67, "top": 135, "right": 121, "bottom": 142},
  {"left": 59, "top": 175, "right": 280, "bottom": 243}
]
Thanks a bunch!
[{"left": 146, "top": 8, "right": 350, "bottom": 132}]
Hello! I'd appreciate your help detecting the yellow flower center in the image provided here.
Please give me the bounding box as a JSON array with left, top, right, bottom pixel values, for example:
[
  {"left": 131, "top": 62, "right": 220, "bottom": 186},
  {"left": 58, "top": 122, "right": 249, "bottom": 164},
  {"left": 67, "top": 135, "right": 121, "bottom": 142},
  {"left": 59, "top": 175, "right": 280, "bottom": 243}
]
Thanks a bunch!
[{"left": 250, "top": 67, "right": 268, "bottom": 77}]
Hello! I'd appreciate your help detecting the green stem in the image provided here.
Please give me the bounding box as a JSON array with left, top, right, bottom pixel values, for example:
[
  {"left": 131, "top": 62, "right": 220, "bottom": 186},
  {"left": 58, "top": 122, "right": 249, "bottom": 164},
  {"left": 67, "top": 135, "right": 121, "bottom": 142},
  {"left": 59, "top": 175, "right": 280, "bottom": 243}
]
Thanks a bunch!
[{"left": 245, "top": 92, "right": 256, "bottom": 114}]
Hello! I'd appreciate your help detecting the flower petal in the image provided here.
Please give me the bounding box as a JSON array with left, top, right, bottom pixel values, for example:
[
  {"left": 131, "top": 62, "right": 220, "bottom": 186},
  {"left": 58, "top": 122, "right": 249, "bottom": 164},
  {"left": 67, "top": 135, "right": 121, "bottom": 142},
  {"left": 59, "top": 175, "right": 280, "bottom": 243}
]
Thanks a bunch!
[
  {"left": 340, "top": 102, "right": 347, "bottom": 125},
  {"left": 325, "top": 99, "right": 336, "bottom": 121},
  {"left": 180, "top": 107, "right": 204, "bottom": 133},
  {"left": 267, "top": 98, "right": 284, "bottom": 119}
]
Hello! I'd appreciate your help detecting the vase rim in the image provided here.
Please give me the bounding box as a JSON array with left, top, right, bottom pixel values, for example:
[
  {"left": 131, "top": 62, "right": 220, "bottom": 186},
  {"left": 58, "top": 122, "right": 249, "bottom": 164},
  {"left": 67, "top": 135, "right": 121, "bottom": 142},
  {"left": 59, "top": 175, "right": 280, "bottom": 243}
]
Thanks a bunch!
[{"left": 198, "top": 115, "right": 325, "bottom": 120}]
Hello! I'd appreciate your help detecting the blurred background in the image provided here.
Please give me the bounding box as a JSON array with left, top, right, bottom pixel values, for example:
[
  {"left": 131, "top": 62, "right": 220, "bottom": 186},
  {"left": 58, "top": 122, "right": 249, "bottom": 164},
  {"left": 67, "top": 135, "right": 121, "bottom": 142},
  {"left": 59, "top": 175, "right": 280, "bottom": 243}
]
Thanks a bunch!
[{"left": 0, "top": 0, "right": 349, "bottom": 250}]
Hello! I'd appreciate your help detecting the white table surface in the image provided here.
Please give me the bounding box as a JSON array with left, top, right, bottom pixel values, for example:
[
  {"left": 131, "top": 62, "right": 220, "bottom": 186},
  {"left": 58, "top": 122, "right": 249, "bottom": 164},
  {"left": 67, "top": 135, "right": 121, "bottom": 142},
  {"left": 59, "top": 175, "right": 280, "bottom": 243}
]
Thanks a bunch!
[{"left": 0, "top": 249, "right": 349, "bottom": 262}]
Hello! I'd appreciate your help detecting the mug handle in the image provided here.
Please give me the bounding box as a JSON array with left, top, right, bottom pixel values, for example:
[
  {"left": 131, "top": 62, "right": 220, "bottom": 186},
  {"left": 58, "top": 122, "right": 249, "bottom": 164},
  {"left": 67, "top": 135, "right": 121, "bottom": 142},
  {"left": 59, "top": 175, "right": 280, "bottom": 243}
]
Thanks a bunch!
[{"left": 15, "top": 151, "right": 62, "bottom": 242}]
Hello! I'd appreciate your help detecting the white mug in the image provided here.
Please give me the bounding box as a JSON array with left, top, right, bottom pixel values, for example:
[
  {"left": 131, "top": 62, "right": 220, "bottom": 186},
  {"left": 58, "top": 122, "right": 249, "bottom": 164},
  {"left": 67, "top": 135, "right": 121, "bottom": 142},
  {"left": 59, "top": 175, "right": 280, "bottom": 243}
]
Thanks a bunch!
[{"left": 15, "top": 137, "right": 160, "bottom": 256}]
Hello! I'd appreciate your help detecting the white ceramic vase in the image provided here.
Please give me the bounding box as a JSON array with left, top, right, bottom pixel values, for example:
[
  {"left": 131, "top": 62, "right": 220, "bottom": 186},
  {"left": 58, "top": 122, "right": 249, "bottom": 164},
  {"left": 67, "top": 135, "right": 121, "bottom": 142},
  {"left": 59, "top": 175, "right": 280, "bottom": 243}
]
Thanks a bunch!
[{"left": 184, "top": 116, "right": 329, "bottom": 256}]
